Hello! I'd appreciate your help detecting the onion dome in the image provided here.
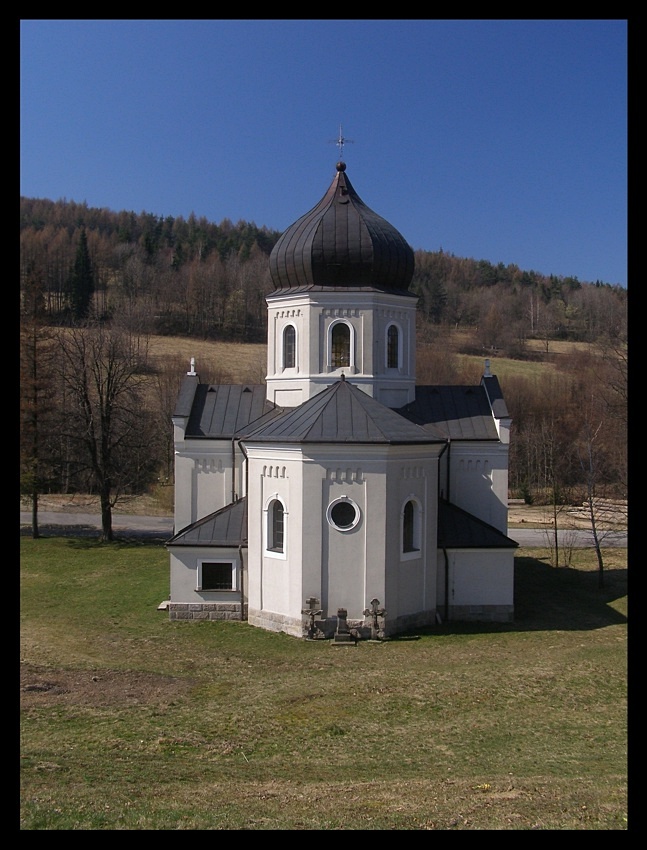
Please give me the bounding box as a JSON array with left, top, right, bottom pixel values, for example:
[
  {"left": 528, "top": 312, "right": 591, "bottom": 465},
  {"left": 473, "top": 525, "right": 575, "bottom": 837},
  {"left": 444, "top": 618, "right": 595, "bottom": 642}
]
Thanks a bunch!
[{"left": 269, "top": 162, "right": 415, "bottom": 292}]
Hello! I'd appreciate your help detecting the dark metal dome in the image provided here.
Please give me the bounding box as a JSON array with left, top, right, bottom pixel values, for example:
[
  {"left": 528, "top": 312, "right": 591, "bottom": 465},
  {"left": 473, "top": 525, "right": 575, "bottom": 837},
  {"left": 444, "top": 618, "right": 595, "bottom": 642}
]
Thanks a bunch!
[{"left": 269, "top": 162, "right": 415, "bottom": 292}]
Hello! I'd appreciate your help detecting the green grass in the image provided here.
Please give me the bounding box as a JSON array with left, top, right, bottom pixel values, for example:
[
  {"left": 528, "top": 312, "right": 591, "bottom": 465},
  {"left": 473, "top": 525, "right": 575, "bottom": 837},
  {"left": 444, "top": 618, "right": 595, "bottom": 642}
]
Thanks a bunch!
[
  {"left": 20, "top": 536, "right": 628, "bottom": 830},
  {"left": 456, "top": 352, "right": 560, "bottom": 383}
]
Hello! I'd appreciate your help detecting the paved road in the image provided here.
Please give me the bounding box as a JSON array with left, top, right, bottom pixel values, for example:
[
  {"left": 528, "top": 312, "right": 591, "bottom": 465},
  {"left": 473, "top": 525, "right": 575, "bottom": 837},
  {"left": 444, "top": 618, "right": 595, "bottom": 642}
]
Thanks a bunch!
[
  {"left": 20, "top": 511, "right": 174, "bottom": 539},
  {"left": 510, "top": 527, "right": 627, "bottom": 548},
  {"left": 20, "top": 512, "right": 627, "bottom": 547}
]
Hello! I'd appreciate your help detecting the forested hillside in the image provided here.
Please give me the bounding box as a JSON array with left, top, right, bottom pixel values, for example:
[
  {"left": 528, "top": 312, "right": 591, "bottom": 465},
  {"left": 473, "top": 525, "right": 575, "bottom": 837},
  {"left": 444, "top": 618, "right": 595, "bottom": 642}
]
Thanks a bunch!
[
  {"left": 20, "top": 196, "right": 627, "bottom": 539},
  {"left": 20, "top": 196, "right": 626, "bottom": 349}
]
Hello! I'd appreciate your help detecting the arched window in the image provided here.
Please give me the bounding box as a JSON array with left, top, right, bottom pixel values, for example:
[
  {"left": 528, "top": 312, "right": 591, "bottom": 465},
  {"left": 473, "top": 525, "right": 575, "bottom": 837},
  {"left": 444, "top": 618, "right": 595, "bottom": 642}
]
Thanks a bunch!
[
  {"left": 283, "top": 325, "right": 295, "bottom": 368},
  {"left": 331, "top": 323, "right": 351, "bottom": 368},
  {"left": 268, "top": 499, "right": 285, "bottom": 552},
  {"left": 402, "top": 499, "right": 420, "bottom": 553},
  {"left": 387, "top": 324, "right": 399, "bottom": 368}
]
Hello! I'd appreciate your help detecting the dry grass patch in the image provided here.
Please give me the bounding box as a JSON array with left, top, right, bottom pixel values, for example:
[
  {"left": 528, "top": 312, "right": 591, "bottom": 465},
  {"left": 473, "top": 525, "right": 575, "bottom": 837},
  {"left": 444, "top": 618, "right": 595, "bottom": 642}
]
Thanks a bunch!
[
  {"left": 20, "top": 664, "right": 195, "bottom": 709},
  {"left": 148, "top": 336, "right": 267, "bottom": 384}
]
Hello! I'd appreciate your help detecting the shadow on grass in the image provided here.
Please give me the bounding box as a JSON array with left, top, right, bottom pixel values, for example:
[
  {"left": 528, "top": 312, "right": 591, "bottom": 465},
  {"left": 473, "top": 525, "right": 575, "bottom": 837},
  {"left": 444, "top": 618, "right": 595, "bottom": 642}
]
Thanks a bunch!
[
  {"left": 511, "top": 555, "right": 627, "bottom": 631},
  {"left": 392, "top": 556, "right": 627, "bottom": 639}
]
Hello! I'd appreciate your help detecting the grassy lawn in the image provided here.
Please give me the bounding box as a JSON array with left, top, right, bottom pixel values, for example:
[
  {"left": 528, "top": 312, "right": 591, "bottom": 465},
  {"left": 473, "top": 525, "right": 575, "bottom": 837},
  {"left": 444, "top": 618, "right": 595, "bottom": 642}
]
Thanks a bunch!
[{"left": 20, "top": 536, "right": 627, "bottom": 830}]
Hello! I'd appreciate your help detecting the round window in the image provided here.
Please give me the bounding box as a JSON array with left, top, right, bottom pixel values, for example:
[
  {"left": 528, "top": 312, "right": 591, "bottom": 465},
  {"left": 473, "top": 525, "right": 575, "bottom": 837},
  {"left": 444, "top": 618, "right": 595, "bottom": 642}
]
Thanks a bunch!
[{"left": 327, "top": 498, "right": 360, "bottom": 531}]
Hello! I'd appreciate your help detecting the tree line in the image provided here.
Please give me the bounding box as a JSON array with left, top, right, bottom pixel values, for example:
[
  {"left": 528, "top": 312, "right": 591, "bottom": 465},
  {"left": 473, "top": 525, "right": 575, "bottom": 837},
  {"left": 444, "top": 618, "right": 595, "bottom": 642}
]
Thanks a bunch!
[
  {"left": 21, "top": 196, "right": 626, "bottom": 347},
  {"left": 20, "top": 197, "right": 627, "bottom": 552}
]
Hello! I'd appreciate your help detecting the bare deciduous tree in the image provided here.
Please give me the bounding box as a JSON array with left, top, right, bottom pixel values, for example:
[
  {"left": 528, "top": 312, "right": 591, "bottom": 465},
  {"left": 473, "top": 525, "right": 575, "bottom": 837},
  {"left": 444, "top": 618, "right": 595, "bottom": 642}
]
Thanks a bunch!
[
  {"left": 53, "top": 323, "right": 159, "bottom": 541},
  {"left": 20, "top": 314, "right": 59, "bottom": 538},
  {"left": 577, "top": 420, "right": 608, "bottom": 588}
]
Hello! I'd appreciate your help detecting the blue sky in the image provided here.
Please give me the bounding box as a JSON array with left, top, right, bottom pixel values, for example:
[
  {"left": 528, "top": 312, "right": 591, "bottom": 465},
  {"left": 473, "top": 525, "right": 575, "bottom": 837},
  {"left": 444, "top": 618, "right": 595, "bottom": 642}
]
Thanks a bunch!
[{"left": 20, "top": 19, "right": 627, "bottom": 286}]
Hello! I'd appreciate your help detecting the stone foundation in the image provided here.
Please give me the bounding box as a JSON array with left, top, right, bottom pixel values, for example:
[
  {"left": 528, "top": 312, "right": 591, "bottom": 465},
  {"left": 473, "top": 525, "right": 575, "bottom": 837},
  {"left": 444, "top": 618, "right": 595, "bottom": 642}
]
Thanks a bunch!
[
  {"left": 169, "top": 602, "right": 247, "bottom": 621},
  {"left": 169, "top": 602, "right": 513, "bottom": 631},
  {"left": 448, "top": 604, "right": 514, "bottom": 623},
  {"left": 247, "top": 607, "right": 304, "bottom": 637},
  {"left": 386, "top": 609, "right": 438, "bottom": 636}
]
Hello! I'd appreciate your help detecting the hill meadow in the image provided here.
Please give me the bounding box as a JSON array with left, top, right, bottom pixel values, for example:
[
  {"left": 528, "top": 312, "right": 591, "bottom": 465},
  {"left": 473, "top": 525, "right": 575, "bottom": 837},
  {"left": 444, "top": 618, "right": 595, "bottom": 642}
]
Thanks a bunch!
[{"left": 145, "top": 331, "right": 592, "bottom": 387}]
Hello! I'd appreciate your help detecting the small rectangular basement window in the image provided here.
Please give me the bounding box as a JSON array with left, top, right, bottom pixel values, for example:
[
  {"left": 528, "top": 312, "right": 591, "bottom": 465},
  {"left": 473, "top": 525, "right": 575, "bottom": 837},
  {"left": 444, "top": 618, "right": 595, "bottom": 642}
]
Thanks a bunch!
[{"left": 198, "top": 561, "right": 235, "bottom": 591}]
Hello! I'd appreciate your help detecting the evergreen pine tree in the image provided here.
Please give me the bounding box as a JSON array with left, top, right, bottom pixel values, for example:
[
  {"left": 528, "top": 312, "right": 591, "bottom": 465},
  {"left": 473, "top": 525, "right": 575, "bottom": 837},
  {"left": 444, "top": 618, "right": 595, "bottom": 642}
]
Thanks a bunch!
[{"left": 68, "top": 227, "right": 94, "bottom": 319}]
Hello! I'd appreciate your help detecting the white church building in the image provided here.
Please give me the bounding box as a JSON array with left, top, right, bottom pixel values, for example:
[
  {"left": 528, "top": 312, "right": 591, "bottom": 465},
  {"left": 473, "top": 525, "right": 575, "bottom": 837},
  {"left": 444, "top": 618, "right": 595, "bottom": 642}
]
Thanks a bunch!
[{"left": 166, "top": 160, "right": 517, "bottom": 640}]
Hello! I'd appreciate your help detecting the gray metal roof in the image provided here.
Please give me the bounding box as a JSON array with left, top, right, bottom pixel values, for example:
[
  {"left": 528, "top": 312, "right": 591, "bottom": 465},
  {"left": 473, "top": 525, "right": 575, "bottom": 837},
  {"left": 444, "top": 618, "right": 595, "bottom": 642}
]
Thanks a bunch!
[
  {"left": 398, "top": 383, "right": 502, "bottom": 440},
  {"left": 166, "top": 495, "right": 516, "bottom": 550},
  {"left": 173, "top": 374, "right": 200, "bottom": 418},
  {"left": 185, "top": 384, "right": 282, "bottom": 439},
  {"left": 438, "top": 500, "right": 518, "bottom": 549},
  {"left": 481, "top": 374, "right": 510, "bottom": 419},
  {"left": 166, "top": 497, "right": 248, "bottom": 547},
  {"left": 269, "top": 162, "right": 414, "bottom": 293},
  {"left": 179, "top": 379, "right": 504, "bottom": 444},
  {"left": 242, "top": 377, "right": 446, "bottom": 444}
]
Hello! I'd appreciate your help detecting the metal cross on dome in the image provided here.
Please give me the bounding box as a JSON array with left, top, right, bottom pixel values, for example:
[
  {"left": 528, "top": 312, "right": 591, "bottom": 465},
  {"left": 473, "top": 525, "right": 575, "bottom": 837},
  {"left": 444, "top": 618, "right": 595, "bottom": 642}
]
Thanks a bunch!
[{"left": 329, "top": 124, "right": 354, "bottom": 159}]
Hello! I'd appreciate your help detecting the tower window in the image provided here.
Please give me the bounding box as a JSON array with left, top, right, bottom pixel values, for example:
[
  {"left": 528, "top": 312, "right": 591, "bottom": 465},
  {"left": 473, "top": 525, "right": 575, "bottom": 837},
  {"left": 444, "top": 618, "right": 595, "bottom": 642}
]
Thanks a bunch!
[
  {"left": 283, "top": 325, "right": 295, "bottom": 368},
  {"left": 331, "top": 323, "right": 351, "bottom": 368},
  {"left": 387, "top": 324, "right": 399, "bottom": 368}
]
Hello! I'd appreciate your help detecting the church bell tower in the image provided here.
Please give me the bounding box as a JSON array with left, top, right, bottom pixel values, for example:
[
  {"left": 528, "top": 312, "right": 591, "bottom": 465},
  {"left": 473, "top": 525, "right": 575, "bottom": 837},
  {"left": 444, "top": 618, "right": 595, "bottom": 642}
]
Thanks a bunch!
[{"left": 265, "top": 161, "right": 418, "bottom": 408}]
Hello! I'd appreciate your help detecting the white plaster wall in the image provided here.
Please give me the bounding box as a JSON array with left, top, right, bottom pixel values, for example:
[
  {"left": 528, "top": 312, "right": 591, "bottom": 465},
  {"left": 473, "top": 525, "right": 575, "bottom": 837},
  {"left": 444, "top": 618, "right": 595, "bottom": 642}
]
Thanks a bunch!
[
  {"left": 299, "top": 458, "right": 325, "bottom": 608},
  {"left": 245, "top": 446, "right": 305, "bottom": 620},
  {"left": 169, "top": 547, "right": 243, "bottom": 605},
  {"left": 313, "top": 446, "right": 406, "bottom": 623},
  {"left": 258, "top": 473, "right": 289, "bottom": 615},
  {"left": 169, "top": 549, "right": 195, "bottom": 601},
  {"left": 173, "top": 439, "right": 241, "bottom": 532},
  {"left": 448, "top": 442, "right": 509, "bottom": 534},
  {"left": 321, "top": 473, "right": 371, "bottom": 619},
  {"left": 385, "top": 452, "right": 439, "bottom": 621},
  {"left": 436, "top": 548, "right": 515, "bottom": 607},
  {"left": 173, "top": 448, "right": 195, "bottom": 532},
  {"left": 245, "top": 452, "right": 263, "bottom": 615}
]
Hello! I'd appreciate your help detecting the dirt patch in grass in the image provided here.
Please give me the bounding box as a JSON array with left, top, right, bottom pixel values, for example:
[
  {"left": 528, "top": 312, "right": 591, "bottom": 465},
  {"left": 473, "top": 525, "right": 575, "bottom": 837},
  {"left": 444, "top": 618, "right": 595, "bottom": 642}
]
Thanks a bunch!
[{"left": 20, "top": 663, "right": 195, "bottom": 708}]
